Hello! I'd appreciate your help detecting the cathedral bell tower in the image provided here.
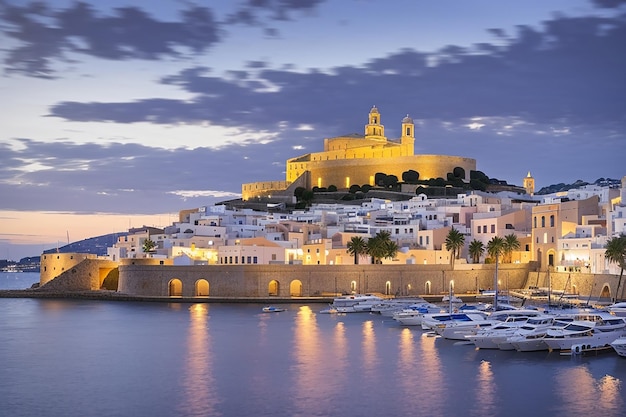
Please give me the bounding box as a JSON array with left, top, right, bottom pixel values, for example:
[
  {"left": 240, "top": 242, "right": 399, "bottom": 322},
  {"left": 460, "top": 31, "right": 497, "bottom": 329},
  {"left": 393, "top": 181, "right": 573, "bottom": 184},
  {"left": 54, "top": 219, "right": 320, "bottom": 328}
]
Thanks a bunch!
[
  {"left": 400, "top": 114, "right": 415, "bottom": 156},
  {"left": 523, "top": 171, "right": 535, "bottom": 196},
  {"left": 364, "top": 105, "right": 385, "bottom": 140}
]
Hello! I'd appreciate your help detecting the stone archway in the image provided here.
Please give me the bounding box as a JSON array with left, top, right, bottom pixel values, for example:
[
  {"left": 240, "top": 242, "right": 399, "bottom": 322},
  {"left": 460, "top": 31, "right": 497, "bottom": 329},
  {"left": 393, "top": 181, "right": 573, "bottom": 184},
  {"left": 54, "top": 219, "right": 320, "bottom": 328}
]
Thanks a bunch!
[
  {"left": 425, "top": 281, "right": 431, "bottom": 295},
  {"left": 268, "top": 280, "right": 280, "bottom": 296},
  {"left": 290, "top": 279, "right": 303, "bottom": 297},
  {"left": 600, "top": 284, "right": 611, "bottom": 301},
  {"left": 385, "top": 281, "right": 391, "bottom": 295},
  {"left": 195, "top": 279, "right": 209, "bottom": 297},
  {"left": 350, "top": 280, "right": 357, "bottom": 293},
  {"left": 169, "top": 279, "right": 183, "bottom": 297}
]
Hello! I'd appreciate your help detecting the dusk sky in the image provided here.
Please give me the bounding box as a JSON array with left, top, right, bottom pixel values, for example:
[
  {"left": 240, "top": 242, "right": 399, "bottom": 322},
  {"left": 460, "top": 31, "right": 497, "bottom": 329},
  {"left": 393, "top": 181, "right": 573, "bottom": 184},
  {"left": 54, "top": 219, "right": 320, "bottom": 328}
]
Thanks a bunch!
[{"left": 1, "top": 0, "right": 625, "bottom": 260}]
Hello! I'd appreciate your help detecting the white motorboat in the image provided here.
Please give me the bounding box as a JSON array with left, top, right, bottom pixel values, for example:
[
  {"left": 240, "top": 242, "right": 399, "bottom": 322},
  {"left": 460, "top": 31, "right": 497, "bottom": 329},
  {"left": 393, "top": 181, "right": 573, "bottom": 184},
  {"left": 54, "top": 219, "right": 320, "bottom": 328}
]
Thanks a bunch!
[
  {"left": 466, "top": 315, "right": 540, "bottom": 349},
  {"left": 322, "top": 294, "right": 384, "bottom": 313},
  {"left": 441, "top": 295, "right": 463, "bottom": 304},
  {"left": 506, "top": 312, "right": 611, "bottom": 352},
  {"left": 443, "top": 310, "right": 543, "bottom": 341},
  {"left": 392, "top": 304, "right": 444, "bottom": 326},
  {"left": 543, "top": 316, "right": 626, "bottom": 351},
  {"left": 497, "top": 315, "right": 559, "bottom": 350},
  {"left": 371, "top": 298, "right": 431, "bottom": 317},
  {"left": 610, "top": 336, "right": 626, "bottom": 357},
  {"left": 421, "top": 312, "right": 489, "bottom": 335},
  {"left": 607, "top": 302, "right": 626, "bottom": 317}
]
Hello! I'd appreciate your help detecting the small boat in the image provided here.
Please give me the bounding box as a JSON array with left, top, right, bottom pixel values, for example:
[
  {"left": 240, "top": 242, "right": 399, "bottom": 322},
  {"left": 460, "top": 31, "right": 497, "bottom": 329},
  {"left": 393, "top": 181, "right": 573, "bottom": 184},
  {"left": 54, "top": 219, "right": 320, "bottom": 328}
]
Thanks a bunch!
[
  {"left": 607, "top": 302, "right": 626, "bottom": 317},
  {"left": 262, "top": 306, "right": 285, "bottom": 313}
]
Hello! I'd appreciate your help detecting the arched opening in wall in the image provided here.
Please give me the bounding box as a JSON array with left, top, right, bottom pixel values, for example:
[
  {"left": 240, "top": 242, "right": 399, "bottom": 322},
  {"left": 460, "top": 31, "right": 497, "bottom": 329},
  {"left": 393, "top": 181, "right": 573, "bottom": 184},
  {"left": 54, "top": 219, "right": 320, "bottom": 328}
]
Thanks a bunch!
[
  {"left": 195, "top": 279, "right": 209, "bottom": 297},
  {"left": 548, "top": 251, "right": 555, "bottom": 267},
  {"left": 268, "top": 280, "right": 280, "bottom": 296},
  {"left": 406, "top": 283, "right": 412, "bottom": 295},
  {"left": 350, "top": 280, "right": 357, "bottom": 293},
  {"left": 425, "top": 281, "right": 431, "bottom": 295},
  {"left": 385, "top": 281, "right": 391, "bottom": 296},
  {"left": 571, "top": 284, "right": 578, "bottom": 295},
  {"left": 290, "top": 280, "right": 303, "bottom": 297},
  {"left": 600, "top": 284, "right": 611, "bottom": 301},
  {"left": 169, "top": 279, "right": 183, "bottom": 297}
]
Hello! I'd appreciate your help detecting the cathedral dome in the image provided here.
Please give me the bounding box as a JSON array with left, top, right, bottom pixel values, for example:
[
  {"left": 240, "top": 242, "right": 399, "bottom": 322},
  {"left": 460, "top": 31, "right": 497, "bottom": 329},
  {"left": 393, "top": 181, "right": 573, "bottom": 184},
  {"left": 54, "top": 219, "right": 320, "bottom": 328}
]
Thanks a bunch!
[
  {"left": 402, "top": 115, "right": 413, "bottom": 124},
  {"left": 369, "top": 105, "right": 379, "bottom": 114}
]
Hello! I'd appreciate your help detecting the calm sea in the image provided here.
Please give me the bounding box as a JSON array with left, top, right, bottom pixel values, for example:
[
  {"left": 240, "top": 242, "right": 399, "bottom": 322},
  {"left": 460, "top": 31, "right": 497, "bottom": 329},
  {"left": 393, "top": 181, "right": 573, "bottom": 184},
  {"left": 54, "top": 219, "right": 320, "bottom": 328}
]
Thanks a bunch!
[{"left": 1, "top": 272, "right": 625, "bottom": 417}]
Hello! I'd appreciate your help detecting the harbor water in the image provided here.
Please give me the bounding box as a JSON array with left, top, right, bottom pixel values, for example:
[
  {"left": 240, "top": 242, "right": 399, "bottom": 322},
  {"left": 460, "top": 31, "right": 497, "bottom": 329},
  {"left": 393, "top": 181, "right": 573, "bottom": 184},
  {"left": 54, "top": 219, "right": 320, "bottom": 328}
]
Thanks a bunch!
[{"left": 1, "top": 272, "right": 624, "bottom": 417}]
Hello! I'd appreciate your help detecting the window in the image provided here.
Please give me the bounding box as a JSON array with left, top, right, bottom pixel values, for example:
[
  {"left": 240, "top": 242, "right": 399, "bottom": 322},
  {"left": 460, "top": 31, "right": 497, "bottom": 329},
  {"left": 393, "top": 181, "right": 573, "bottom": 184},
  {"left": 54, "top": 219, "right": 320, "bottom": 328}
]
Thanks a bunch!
[
  {"left": 491, "top": 225, "right": 495, "bottom": 233},
  {"left": 550, "top": 215, "right": 555, "bottom": 227},
  {"left": 253, "top": 257, "right": 258, "bottom": 264},
  {"left": 477, "top": 227, "right": 481, "bottom": 234},
  {"left": 483, "top": 225, "right": 487, "bottom": 233},
  {"left": 541, "top": 216, "right": 545, "bottom": 227},
  {"left": 534, "top": 217, "right": 537, "bottom": 228},
  {"left": 247, "top": 256, "right": 251, "bottom": 264}
]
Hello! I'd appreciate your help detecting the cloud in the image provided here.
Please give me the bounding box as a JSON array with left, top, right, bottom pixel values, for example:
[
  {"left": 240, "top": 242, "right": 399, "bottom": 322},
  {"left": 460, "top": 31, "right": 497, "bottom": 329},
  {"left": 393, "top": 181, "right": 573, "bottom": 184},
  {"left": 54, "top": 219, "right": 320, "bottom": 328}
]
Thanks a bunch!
[
  {"left": 0, "top": 2, "right": 221, "bottom": 77},
  {"left": 46, "top": 12, "right": 626, "bottom": 132},
  {"left": 0, "top": 1, "right": 327, "bottom": 78}
]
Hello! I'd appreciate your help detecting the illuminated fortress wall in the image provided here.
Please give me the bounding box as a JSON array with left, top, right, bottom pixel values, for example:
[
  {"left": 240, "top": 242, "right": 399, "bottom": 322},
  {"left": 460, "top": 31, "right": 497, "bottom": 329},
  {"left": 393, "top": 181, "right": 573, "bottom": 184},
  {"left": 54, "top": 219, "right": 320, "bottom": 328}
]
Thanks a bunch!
[
  {"left": 306, "top": 154, "right": 476, "bottom": 189},
  {"left": 242, "top": 106, "right": 476, "bottom": 199}
]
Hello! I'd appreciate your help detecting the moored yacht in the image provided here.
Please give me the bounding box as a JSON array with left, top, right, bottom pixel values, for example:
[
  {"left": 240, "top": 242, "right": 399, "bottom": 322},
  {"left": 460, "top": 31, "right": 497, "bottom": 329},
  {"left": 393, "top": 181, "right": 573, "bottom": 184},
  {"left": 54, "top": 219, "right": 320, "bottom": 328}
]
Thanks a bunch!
[
  {"left": 442, "top": 310, "right": 543, "bottom": 341},
  {"left": 542, "top": 316, "right": 626, "bottom": 351},
  {"left": 421, "top": 312, "right": 489, "bottom": 334},
  {"left": 466, "top": 315, "right": 541, "bottom": 349},
  {"left": 392, "top": 304, "right": 444, "bottom": 326},
  {"left": 610, "top": 336, "right": 626, "bottom": 357},
  {"left": 371, "top": 298, "right": 432, "bottom": 317},
  {"left": 321, "top": 293, "right": 384, "bottom": 313},
  {"left": 607, "top": 302, "right": 626, "bottom": 317}
]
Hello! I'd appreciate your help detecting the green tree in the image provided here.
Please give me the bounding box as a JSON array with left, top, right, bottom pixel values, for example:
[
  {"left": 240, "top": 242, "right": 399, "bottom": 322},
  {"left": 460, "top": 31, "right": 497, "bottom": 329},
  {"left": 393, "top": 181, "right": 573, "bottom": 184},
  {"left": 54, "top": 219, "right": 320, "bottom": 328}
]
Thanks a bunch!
[
  {"left": 487, "top": 236, "right": 506, "bottom": 309},
  {"left": 367, "top": 230, "right": 395, "bottom": 264},
  {"left": 346, "top": 236, "right": 368, "bottom": 265},
  {"left": 142, "top": 238, "right": 157, "bottom": 253},
  {"left": 605, "top": 234, "right": 626, "bottom": 302},
  {"left": 468, "top": 239, "right": 485, "bottom": 264},
  {"left": 301, "top": 190, "right": 314, "bottom": 207},
  {"left": 444, "top": 227, "right": 465, "bottom": 269},
  {"left": 503, "top": 233, "right": 521, "bottom": 263}
]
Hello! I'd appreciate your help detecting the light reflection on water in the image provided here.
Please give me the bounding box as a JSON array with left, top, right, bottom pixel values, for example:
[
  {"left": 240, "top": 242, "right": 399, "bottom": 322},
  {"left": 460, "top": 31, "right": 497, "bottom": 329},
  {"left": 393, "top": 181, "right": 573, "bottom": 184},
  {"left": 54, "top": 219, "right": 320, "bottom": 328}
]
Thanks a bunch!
[
  {"left": 554, "top": 364, "right": 624, "bottom": 417},
  {"left": 178, "top": 304, "right": 220, "bottom": 417}
]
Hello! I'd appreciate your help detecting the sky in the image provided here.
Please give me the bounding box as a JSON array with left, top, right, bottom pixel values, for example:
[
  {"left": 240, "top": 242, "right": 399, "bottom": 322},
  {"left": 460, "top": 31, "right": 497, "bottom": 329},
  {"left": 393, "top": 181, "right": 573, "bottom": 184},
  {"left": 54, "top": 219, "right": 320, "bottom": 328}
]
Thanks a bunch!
[{"left": 1, "top": 0, "right": 625, "bottom": 261}]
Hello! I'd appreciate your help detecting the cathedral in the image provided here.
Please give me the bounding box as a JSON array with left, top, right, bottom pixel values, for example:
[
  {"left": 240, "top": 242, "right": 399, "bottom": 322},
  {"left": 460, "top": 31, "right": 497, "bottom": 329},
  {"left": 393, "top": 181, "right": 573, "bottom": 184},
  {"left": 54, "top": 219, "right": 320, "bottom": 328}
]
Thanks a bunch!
[{"left": 242, "top": 106, "right": 477, "bottom": 200}]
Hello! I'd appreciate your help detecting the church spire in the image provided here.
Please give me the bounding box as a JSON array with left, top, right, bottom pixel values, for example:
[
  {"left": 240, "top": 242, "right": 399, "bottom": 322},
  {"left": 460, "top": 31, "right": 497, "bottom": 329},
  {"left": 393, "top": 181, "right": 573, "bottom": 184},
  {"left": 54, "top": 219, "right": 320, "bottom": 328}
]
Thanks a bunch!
[{"left": 364, "top": 105, "right": 385, "bottom": 139}]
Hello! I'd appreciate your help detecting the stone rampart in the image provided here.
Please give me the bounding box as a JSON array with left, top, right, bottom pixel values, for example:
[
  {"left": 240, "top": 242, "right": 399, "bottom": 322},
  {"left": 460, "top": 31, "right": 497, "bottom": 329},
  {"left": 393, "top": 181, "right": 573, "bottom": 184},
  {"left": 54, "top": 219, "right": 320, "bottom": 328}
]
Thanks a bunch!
[
  {"left": 39, "top": 259, "right": 119, "bottom": 291},
  {"left": 118, "top": 263, "right": 531, "bottom": 298}
]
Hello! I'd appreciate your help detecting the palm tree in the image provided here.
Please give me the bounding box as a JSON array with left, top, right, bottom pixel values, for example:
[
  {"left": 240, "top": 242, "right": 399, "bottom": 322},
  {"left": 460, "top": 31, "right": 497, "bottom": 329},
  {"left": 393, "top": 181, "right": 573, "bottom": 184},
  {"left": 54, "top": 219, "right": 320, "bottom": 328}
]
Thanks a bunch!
[
  {"left": 142, "top": 238, "right": 157, "bottom": 253},
  {"left": 346, "top": 236, "right": 368, "bottom": 265},
  {"left": 444, "top": 228, "right": 465, "bottom": 269},
  {"left": 468, "top": 239, "right": 485, "bottom": 264},
  {"left": 384, "top": 240, "right": 399, "bottom": 262},
  {"left": 503, "top": 233, "right": 521, "bottom": 263},
  {"left": 367, "top": 231, "right": 393, "bottom": 264},
  {"left": 605, "top": 234, "right": 626, "bottom": 302},
  {"left": 487, "top": 236, "right": 506, "bottom": 309}
]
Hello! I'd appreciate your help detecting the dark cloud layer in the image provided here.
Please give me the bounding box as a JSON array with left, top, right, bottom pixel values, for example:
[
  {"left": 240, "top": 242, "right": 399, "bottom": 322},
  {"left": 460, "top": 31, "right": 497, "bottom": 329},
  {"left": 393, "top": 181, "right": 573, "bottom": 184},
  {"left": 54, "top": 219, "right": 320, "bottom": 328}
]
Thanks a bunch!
[
  {"left": 0, "top": 0, "right": 324, "bottom": 78},
  {"left": 47, "top": 14, "right": 626, "bottom": 132}
]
